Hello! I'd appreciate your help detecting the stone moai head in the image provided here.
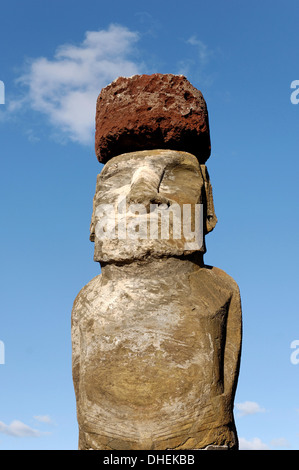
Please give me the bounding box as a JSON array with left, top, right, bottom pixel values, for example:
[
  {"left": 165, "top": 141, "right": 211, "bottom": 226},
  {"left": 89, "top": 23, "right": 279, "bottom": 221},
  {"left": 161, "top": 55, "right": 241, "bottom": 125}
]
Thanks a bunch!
[{"left": 90, "top": 74, "right": 217, "bottom": 264}]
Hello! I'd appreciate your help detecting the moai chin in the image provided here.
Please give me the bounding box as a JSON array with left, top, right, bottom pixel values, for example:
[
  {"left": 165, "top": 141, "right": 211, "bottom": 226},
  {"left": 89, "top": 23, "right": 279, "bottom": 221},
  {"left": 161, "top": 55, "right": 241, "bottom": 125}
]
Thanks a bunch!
[{"left": 71, "top": 74, "right": 242, "bottom": 450}]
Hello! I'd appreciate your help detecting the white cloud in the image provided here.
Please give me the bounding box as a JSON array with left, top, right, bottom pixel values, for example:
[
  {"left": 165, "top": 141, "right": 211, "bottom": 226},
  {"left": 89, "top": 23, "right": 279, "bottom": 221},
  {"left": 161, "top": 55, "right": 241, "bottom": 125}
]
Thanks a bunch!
[
  {"left": 177, "top": 36, "right": 214, "bottom": 84},
  {"left": 186, "top": 36, "right": 211, "bottom": 65},
  {"left": 0, "top": 420, "right": 42, "bottom": 438},
  {"left": 239, "top": 437, "right": 270, "bottom": 450},
  {"left": 235, "top": 401, "right": 266, "bottom": 417},
  {"left": 270, "top": 437, "right": 289, "bottom": 448},
  {"left": 13, "top": 24, "right": 143, "bottom": 145},
  {"left": 33, "top": 415, "right": 54, "bottom": 425}
]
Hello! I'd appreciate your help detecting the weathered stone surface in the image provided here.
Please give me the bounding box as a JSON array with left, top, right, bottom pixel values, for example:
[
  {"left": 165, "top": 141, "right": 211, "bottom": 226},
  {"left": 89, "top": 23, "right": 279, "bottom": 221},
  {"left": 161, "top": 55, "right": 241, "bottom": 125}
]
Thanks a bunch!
[
  {"left": 90, "top": 150, "right": 217, "bottom": 264},
  {"left": 72, "top": 75, "right": 242, "bottom": 450},
  {"left": 72, "top": 148, "right": 242, "bottom": 450},
  {"left": 95, "top": 74, "right": 211, "bottom": 164},
  {"left": 72, "top": 256, "right": 242, "bottom": 450}
]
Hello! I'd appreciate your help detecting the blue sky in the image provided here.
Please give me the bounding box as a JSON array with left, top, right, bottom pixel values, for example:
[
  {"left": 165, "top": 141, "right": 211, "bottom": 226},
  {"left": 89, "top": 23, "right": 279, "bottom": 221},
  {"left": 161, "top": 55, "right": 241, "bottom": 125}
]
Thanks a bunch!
[{"left": 0, "top": 0, "right": 299, "bottom": 450}]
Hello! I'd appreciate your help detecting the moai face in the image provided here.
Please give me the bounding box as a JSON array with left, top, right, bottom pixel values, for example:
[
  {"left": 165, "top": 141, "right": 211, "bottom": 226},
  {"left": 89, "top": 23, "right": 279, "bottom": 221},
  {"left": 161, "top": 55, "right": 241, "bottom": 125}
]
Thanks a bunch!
[{"left": 90, "top": 149, "right": 217, "bottom": 264}]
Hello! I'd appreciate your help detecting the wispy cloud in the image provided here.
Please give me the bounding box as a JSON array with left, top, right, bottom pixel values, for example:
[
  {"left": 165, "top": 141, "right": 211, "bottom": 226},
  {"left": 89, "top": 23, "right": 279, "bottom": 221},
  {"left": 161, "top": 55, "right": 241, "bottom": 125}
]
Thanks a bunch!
[
  {"left": 177, "top": 35, "right": 214, "bottom": 84},
  {"left": 186, "top": 36, "right": 212, "bottom": 65},
  {"left": 235, "top": 401, "right": 266, "bottom": 417},
  {"left": 270, "top": 437, "right": 289, "bottom": 448},
  {"left": 239, "top": 437, "right": 270, "bottom": 450},
  {"left": 0, "top": 415, "right": 54, "bottom": 437},
  {"left": 0, "top": 420, "right": 43, "bottom": 438},
  {"left": 9, "top": 24, "right": 143, "bottom": 145},
  {"left": 33, "top": 415, "right": 55, "bottom": 425}
]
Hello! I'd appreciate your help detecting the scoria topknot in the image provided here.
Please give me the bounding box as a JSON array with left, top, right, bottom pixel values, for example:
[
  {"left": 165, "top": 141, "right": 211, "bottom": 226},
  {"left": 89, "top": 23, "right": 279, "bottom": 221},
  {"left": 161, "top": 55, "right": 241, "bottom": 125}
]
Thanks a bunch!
[{"left": 95, "top": 73, "right": 211, "bottom": 164}]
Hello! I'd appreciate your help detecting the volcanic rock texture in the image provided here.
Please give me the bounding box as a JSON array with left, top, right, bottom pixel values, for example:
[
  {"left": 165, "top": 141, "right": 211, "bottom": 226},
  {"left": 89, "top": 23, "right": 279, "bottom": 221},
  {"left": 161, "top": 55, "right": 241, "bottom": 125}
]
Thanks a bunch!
[{"left": 95, "top": 73, "right": 211, "bottom": 164}]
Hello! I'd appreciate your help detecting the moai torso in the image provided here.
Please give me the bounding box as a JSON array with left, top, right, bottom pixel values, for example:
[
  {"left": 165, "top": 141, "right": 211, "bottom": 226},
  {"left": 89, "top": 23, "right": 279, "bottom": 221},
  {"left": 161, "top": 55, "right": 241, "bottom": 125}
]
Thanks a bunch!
[{"left": 71, "top": 74, "right": 242, "bottom": 450}]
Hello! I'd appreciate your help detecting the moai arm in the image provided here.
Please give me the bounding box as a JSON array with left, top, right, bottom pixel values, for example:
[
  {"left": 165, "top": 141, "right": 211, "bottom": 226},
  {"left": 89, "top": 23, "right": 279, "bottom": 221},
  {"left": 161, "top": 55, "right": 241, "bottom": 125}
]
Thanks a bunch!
[
  {"left": 223, "top": 283, "right": 242, "bottom": 405},
  {"left": 71, "top": 292, "right": 81, "bottom": 402}
]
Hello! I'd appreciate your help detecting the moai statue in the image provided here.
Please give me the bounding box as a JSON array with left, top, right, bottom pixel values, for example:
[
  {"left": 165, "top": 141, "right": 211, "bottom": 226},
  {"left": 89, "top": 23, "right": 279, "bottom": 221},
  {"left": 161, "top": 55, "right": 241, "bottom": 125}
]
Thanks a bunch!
[{"left": 71, "top": 74, "right": 242, "bottom": 450}]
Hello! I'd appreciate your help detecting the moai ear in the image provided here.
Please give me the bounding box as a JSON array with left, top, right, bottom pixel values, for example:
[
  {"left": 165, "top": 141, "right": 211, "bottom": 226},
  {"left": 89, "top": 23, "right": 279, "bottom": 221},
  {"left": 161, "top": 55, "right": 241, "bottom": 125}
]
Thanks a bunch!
[
  {"left": 89, "top": 174, "right": 101, "bottom": 242},
  {"left": 90, "top": 215, "right": 95, "bottom": 242},
  {"left": 199, "top": 165, "right": 217, "bottom": 234}
]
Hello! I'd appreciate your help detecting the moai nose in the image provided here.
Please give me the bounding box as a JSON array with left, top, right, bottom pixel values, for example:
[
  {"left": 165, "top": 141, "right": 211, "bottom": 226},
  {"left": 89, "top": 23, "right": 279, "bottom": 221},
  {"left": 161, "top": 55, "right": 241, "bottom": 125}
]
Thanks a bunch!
[{"left": 127, "top": 165, "right": 170, "bottom": 210}]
